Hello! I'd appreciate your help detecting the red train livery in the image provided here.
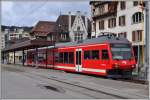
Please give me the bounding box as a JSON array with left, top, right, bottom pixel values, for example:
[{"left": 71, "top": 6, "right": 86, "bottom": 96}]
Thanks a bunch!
[{"left": 26, "top": 34, "right": 136, "bottom": 78}]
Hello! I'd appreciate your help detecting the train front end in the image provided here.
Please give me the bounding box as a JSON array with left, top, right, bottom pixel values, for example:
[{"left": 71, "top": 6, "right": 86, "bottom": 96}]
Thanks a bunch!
[{"left": 107, "top": 43, "right": 136, "bottom": 78}]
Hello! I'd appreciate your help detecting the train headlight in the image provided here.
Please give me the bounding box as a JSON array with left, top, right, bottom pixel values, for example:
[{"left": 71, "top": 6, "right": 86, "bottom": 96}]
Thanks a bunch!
[
  {"left": 113, "top": 63, "right": 119, "bottom": 69},
  {"left": 132, "top": 65, "right": 135, "bottom": 68}
]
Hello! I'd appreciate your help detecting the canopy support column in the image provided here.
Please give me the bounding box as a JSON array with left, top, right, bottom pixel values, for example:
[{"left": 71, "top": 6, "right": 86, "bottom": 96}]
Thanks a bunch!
[
  {"left": 14, "top": 50, "right": 15, "bottom": 64},
  {"left": 46, "top": 47, "right": 48, "bottom": 68},
  {"left": 2, "top": 52, "right": 5, "bottom": 64},
  {"left": 22, "top": 49, "right": 25, "bottom": 66},
  {"left": 35, "top": 48, "right": 38, "bottom": 68}
]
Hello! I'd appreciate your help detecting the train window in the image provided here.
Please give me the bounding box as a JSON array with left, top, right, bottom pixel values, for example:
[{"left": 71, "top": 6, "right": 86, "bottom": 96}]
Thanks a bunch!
[
  {"left": 48, "top": 51, "right": 52, "bottom": 56},
  {"left": 69, "top": 52, "right": 74, "bottom": 64},
  {"left": 84, "top": 51, "right": 91, "bottom": 59},
  {"left": 64, "top": 52, "right": 69, "bottom": 63},
  {"left": 32, "top": 55, "right": 36, "bottom": 62},
  {"left": 59, "top": 52, "right": 63, "bottom": 63},
  {"left": 92, "top": 50, "right": 99, "bottom": 59},
  {"left": 102, "top": 50, "right": 109, "bottom": 60},
  {"left": 27, "top": 53, "right": 31, "bottom": 58},
  {"left": 55, "top": 53, "right": 59, "bottom": 62},
  {"left": 38, "top": 53, "right": 46, "bottom": 61}
]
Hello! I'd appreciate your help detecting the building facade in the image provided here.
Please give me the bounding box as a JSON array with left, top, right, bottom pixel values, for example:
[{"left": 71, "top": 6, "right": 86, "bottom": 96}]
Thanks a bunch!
[
  {"left": 30, "top": 21, "right": 56, "bottom": 41},
  {"left": 1, "top": 32, "right": 5, "bottom": 49},
  {"left": 90, "top": 1, "right": 145, "bottom": 66},
  {"left": 1, "top": 25, "right": 32, "bottom": 64},
  {"left": 55, "top": 11, "right": 91, "bottom": 42},
  {"left": 30, "top": 11, "right": 91, "bottom": 43},
  {"left": 1, "top": 26, "right": 9, "bottom": 49},
  {"left": 69, "top": 11, "right": 91, "bottom": 42},
  {"left": 1, "top": 26, "right": 32, "bottom": 47}
]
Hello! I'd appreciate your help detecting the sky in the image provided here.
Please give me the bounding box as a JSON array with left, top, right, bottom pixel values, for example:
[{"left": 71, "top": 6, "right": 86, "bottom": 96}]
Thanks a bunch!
[{"left": 1, "top": 0, "right": 91, "bottom": 27}]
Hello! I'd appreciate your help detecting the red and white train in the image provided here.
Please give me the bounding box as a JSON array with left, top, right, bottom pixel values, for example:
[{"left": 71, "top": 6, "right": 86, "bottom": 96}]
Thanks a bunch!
[{"left": 26, "top": 34, "right": 136, "bottom": 78}]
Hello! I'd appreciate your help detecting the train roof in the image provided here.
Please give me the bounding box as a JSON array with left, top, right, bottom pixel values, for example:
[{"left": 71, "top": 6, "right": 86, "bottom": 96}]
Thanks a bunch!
[{"left": 55, "top": 35, "right": 131, "bottom": 48}]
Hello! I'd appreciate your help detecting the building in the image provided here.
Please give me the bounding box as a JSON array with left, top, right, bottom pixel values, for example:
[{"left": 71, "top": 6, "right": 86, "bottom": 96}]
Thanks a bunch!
[
  {"left": 90, "top": 1, "right": 145, "bottom": 66},
  {"left": 1, "top": 26, "right": 10, "bottom": 49},
  {"left": 8, "top": 28, "right": 30, "bottom": 43},
  {"left": 30, "top": 21, "right": 56, "bottom": 41},
  {"left": 90, "top": 1, "right": 118, "bottom": 38},
  {"left": 1, "top": 25, "right": 33, "bottom": 64},
  {"left": 1, "top": 32, "right": 5, "bottom": 49},
  {"left": 1, "top": 25, "right": 33, "bottom": 48},
  {"left": 55, "top": 11, "right": 91, "bottom": 42},
  {"left": 30, "top": 11, "right": 91, "bottom": 43}
]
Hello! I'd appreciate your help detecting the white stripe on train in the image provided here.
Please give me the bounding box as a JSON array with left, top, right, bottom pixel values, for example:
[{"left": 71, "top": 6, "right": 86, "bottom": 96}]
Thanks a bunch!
[
  {"left": 54, "top": 65, "right": 76, "bottom": 70},
  {"left": 82, "top": 68, "right": 106, "bottom": 73},
  {"left": 26, "top": 64, "right": 106, "bottom": 73},
  {"left": 54, "top": 65, "right": 106, "bottom": 73}
]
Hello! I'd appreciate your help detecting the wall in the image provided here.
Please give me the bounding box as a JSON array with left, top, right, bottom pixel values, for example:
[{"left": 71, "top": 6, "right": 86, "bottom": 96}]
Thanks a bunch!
[{"left": 92, "top": 1, "right": 145, "bottom": 46}]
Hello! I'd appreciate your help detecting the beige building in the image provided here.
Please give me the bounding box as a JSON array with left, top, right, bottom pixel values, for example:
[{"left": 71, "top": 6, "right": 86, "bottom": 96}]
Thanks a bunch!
[
  {"left": 90, "top": 1, "right": 145, "bottom": 66},
  {"left": 9, "top": 28, "right": 30, "bottom": 40},
  {"left": 1, "top": 32, "right": 5, "bottom": 49}
]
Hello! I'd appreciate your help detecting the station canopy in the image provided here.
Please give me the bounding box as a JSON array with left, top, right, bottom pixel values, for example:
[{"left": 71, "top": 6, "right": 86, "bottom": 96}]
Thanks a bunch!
[{"left": 2, "top": 39, "right": 54, "bottom": 52}]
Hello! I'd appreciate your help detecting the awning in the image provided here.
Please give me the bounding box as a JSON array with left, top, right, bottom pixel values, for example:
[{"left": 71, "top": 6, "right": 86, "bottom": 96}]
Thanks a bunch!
[{"left": 2, "top": 39, "right": 54, "bottom": 52}]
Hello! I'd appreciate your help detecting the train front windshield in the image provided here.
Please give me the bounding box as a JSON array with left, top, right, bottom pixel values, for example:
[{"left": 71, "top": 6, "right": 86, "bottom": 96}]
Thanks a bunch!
[{"left": 111, "top": 44, "right": 132, "bottom": 60}]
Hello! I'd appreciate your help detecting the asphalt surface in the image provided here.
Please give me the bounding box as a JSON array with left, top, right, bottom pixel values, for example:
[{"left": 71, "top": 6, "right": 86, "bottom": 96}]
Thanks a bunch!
[{"left": 1, "top": 64, "right": 149, "bottom": 99}]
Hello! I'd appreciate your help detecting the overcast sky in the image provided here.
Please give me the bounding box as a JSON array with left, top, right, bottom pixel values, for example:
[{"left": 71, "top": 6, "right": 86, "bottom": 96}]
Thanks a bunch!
[{"left": 2, "top": 0, "right": 91, "bottom": 27}]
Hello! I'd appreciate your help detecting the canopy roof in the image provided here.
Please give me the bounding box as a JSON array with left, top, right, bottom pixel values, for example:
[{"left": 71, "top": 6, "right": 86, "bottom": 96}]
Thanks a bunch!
[{"left": 2, "top": 39, "right": 54, "bottom": 52}]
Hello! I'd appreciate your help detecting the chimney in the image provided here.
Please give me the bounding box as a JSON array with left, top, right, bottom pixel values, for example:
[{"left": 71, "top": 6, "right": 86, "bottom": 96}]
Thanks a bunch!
[{"left": 69, "top": 11, "right": 71, "bottom": 32}]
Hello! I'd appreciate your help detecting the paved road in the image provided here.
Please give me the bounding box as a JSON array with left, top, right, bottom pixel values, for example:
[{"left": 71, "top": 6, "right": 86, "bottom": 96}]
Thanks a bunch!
[{"left": 1, "top": 64, "right": 149, "bottom": 99}]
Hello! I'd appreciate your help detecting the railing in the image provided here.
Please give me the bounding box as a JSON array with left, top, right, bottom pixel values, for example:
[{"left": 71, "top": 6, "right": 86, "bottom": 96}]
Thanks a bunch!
[{"left": 92, "top": 2, "right": 118, "bottom": 20}]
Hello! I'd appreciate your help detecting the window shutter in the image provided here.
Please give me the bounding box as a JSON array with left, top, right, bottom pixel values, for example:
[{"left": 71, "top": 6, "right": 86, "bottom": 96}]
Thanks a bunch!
[
  {"left": 119, "top": 17, "right": 121, "bottom": 26},
  {"left": 114, "top": 18, "right": 116, "bottom": 27},
  {"left": 108, "top": 20, "right": 110, "bottom": 28},
  {"left": 99, "top": 21, "right": 100, "bottom": 30},
  {"left": 102, "top": 20, "right": 104, "bottom": 29},
  {"left": 123, "top": 16, "right": 126, "bottom": 25},
  {"left": 124, "top": 32, "right": 127, "bottom": 38},
  {"left": 132, "top": 31, "right": 135, "bottom": 41},
  {"left": 140, "top": 30, "right": 142, "bottom": 41}
]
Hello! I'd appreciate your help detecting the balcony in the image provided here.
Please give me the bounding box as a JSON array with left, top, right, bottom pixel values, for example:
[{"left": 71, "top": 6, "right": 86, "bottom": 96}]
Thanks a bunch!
[
  {"left": 90, "top": 1, "right": 109, "bottom": 6},
  {"left": 92, "top": 2, "right": 118, "bottom": 20}
]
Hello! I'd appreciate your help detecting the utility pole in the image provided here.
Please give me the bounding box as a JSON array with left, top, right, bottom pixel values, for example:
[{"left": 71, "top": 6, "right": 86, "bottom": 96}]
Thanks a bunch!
[
  {"left": 139, "top": 0, "right": 149, "bottom": 81},
  {"left": 141, "top": 1, "right": 149, "bottom": 81},
  {"left": 144, "top": 1, "right": 149, "bottom": 81}
]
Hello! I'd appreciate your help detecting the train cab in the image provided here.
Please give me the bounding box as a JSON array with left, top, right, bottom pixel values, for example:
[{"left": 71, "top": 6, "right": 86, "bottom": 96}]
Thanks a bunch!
[{"left": 107, "top": 43, "right": 136, "bottom": 78}]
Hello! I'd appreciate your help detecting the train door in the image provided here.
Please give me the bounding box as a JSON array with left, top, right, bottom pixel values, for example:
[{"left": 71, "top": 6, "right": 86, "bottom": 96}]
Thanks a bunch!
[
  {"left": 100, "top": 49, "right": 110, "bottom": 68},
  {"left": 75, "top": 48, "right": 82, "bottom": 72}
]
